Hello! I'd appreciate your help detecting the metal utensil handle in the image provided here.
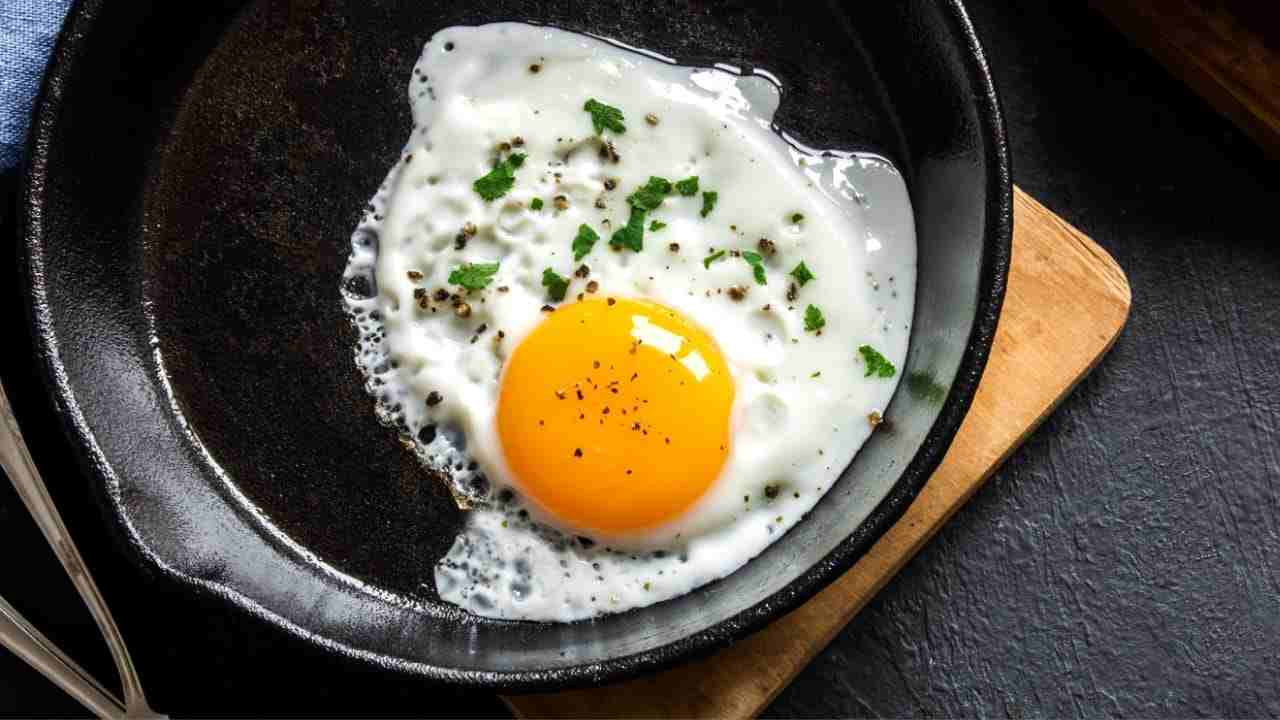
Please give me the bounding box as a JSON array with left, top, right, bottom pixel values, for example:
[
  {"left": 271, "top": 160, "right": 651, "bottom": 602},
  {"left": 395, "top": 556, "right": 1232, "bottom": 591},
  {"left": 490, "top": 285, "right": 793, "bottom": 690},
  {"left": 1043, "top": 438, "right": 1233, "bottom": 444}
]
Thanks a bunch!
[
  {"left": 0, "top": 381, "right": 161, "bottom": 718},
  {"left": 0, "top": 593, "right": 127, "bottom": 717}
]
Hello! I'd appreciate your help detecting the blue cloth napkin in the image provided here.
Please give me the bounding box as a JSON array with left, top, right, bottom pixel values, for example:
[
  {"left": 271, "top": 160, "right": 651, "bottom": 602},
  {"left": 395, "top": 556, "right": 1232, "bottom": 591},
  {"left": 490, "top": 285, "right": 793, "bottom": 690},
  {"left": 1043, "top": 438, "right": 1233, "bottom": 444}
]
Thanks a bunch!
[{"left": 1, "top": 0, "right": 74, "bottom": 172}]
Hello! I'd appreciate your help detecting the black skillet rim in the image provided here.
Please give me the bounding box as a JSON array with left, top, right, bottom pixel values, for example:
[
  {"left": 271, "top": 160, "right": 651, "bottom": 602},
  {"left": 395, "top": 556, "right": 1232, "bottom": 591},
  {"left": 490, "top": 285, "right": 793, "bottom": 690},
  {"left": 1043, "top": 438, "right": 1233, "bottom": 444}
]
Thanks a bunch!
[{"left": 19, "top": 0, "right": 1012, "bottom": 692}]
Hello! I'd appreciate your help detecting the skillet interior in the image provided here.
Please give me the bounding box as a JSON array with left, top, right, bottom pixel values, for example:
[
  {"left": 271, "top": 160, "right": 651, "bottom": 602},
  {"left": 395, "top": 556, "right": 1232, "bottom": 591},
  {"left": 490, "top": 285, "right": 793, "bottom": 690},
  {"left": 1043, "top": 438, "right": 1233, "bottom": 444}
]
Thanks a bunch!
[{"left": 22, "top": 0, "right": 1010, "bottom": 690}]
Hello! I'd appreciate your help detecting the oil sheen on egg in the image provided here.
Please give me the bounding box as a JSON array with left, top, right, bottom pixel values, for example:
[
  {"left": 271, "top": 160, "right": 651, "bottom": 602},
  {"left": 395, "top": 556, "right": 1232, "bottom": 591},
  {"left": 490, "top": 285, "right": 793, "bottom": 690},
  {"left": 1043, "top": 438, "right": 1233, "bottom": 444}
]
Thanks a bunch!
[{"left": 341, "top": 23, "right": 917, "bottom": 621}]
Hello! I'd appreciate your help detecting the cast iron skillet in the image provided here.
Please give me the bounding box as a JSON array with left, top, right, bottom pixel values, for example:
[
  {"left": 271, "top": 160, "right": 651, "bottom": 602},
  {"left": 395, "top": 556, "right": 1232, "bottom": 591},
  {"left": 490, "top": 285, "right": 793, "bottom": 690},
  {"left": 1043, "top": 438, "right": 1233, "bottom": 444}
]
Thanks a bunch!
[{"left": 21, "top": 0, "right": 1010, "bottom": 691}]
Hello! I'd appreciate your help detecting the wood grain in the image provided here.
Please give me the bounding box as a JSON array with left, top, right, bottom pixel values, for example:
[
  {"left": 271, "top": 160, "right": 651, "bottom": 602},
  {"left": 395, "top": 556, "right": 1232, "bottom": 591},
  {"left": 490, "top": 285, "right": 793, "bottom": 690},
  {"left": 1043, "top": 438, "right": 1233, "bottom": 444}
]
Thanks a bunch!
[
  {"left": 1090, "top": 0, "right": 1280, "bottom": 159},
  {"left": 506, "top": 187, "right": 1131, "bottom": 719}
]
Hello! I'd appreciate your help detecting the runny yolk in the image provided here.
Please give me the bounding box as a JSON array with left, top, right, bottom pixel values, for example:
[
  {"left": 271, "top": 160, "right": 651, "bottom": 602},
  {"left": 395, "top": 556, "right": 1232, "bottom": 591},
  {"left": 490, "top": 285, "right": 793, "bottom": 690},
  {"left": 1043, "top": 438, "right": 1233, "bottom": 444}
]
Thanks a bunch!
[{"left": 497, "top": 297, "right": 734, "bottom": 534}]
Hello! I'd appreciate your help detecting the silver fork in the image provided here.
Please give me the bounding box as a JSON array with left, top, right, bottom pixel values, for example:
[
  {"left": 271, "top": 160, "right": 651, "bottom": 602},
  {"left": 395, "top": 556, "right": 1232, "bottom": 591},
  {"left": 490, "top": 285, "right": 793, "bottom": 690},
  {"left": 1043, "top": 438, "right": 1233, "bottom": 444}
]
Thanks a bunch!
[{"left": 0, "top": 380, "right": 163, "bottom": 718}]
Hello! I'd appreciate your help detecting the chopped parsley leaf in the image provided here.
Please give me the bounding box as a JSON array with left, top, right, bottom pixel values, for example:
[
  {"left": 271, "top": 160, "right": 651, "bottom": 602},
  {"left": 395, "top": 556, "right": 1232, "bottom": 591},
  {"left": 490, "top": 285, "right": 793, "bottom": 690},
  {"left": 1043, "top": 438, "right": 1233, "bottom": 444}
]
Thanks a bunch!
[
  {"left": 907, "top": 370, "right": 946, "bottom": 402},
  {"left": 530, "top": 197, "right": 544, "bottom": 211},
  {"left": 542, "top": 268, "right": 570, "bottom": 302},
  {"left": 572, "top": 224, "right": 599, "bottom": 262},
  {"left": 649, "top": 220, "right": 667, "bottom": 232},
  {"left": 804, "top": 304, "right": 825, "bottom": 332},
  {"left": 703, "top": 250, "right": 727, "bottom": 269},
  {"left": 584, "top": 98, "right": 626, "bottom": 134},
  {"left": 448, "top": 262, "right": 500, "bottom": 290},
  {"left": 700, "top": 190, "right": 718, "bottom": 218},
  {"left": 627, "top": 176, "right": 672, "bottom": 211},
  {"left": 790, "top": 261, "right": 815, "bottom": 286},
  {"left": 858, "top": 345, "right": 897, "bottom": 378},
  {"left": 472, "top": 153, "right": 527, "bottom": 201},
  {"left": 675, "top": 176, "right": 699, "bottom": 196},
  {"left": 741, "top": 250, "right": 767, "bottom": 285},
  {"left": 791, "top": 212, "right": 805, "bottom": 224},
  {"left": 610, "top": 207, "right": 646, "bottom": 252}
]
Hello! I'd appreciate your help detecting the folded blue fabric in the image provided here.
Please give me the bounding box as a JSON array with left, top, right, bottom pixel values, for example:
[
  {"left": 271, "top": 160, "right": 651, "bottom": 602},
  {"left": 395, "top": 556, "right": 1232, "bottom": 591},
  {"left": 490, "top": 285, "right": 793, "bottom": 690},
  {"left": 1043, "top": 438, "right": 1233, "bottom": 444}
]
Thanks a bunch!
[{"left": 1, "top": 0, "right": 75, "bottom": 172}]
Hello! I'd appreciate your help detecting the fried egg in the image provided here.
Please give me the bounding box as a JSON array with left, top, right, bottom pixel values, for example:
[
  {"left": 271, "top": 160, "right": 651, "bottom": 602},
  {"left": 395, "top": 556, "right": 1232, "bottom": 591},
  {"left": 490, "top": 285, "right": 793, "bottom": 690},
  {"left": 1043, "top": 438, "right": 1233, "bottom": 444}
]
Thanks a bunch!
[{"left": 341, "top": 23, "right": 916, "bottom": 621}]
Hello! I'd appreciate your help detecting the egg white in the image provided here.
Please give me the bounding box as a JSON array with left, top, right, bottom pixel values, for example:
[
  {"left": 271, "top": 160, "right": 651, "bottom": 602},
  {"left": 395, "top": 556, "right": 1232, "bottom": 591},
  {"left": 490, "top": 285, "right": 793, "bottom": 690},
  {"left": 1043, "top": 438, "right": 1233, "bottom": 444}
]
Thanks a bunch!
[{"left": 342, "top": 23, "right": 916, "bottom": 621}]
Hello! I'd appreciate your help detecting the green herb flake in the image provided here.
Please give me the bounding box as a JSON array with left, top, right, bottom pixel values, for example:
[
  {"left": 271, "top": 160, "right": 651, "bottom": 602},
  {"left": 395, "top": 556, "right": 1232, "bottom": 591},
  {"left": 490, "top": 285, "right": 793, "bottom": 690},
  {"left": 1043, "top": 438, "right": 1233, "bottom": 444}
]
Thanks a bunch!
[
  {"left": 790, "top": 261, "right": 815, "bottom": 286},
  {"left": 649, "top": 220, "right": 667, "bottom": 232},
  {"left": 741, "top": 250, "right": 767, "bottom": 285},
  {"left": 583, "top": 98, "right": 626, "bottom": 135},
  {"left": 907, "top": 370, "right": 946, "bottom": 403},
  {"left": 700, "top": 190, "right": 718, "bottom": 218},
  {"left": 572, "top": 224, "right": 600, "bottom": 262},
  {"left": 530, "top": 197, "right": 544, "bottom": 211},
  {"left": 675, "top": 176, "right": 699, "bottom": 196},
  {"left": 472, "top": 153, "right": 527, "bottom": 201},
  {"left": 448, "top": 262, "right": 500, "bottom": 290},
  {"left": 791, "top": 212, "right": 804, "bottom": 224},
  {"left": 626, "top": 176, "right": 673, "bottom": 211},
  {"left": 609, "top": 207, "right": 646, "bottom": 252},
  {"left": 804, "top": 304, "right": 825, "bottom": 332},
  {"left": 542, "top": 268, "right": 570, "bottom": 302},
  {"left": 858, "top": 344, "right": 897, "bottom": 378},
  {"left": 703, "top": 249, "right": 727, "bottom": 269}
]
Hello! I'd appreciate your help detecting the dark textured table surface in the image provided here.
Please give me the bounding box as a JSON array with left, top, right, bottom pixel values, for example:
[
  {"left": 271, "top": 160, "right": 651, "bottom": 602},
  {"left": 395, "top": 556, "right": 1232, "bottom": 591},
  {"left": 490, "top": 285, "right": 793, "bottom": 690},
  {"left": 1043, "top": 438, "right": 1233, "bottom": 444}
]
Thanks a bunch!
[{"left": 3, "top": 1, "right": 1279, "bottom": 717}]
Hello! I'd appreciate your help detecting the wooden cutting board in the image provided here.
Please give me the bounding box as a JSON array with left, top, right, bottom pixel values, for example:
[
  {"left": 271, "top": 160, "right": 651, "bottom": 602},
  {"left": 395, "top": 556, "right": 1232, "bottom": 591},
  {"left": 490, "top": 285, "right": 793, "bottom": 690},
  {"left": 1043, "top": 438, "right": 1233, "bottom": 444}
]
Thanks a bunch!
[{"left": 505, "top": 187, "right": 1131, "bottom": 719}]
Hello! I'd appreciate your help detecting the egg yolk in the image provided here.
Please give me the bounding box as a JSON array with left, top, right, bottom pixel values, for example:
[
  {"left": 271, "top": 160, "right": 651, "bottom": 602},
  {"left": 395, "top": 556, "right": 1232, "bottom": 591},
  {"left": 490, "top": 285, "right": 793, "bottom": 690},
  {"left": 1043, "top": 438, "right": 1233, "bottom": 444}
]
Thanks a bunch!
[{"left": 497, "top": 298, "right": 734, "bottom": 534}]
